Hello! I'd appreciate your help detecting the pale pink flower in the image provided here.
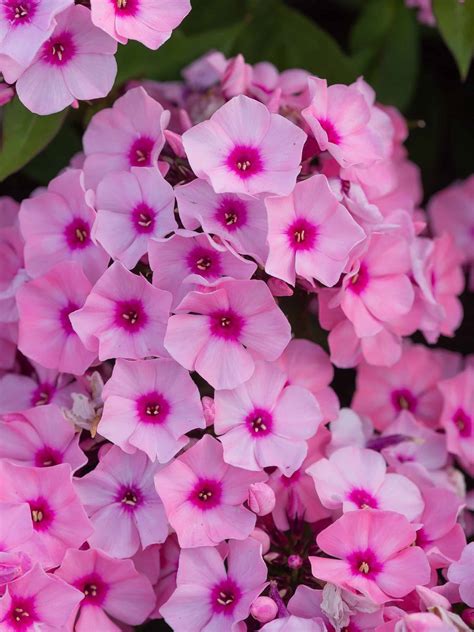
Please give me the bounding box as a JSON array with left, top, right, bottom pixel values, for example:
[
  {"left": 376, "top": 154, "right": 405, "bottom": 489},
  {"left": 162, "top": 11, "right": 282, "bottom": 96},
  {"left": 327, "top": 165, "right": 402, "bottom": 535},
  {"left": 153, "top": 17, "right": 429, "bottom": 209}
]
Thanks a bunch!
[
  {"left": 265, "top": 174, "right": 365, "bottom": 287},
  {"left": 307, "top": 445, "right": 424, "bottom": 521},
  {"left": 0, "top": 362, "right": 80, "bottom": 415},
  {"left": 90, "top": 0, "right": 190, "bottom": 49},
  {"left": 302, "top": 77, "right": 391, "bottom": 169},
  {"left": 0, "top": 461, "right": 92, "bottom": 568},
  {"left": 310, "top": 510, "right": 430, "bottom": 604},
  {"left": 16, "top": 262, "right": 96, "bottom": 375},
  {"left": 164, "top": 279, "right": 291, "bottom": 389},
  {"left": 70, "top": 261, "right": 172, "bottom": 361},
  {"left": 83, "top": 86, "right": 169, "bottom": 189},
  {"left": 415, "top": 486, "right": 466, "bottom": 568},
  {"left": 214, "top": 360, "right": 321, "bottom": 474},
  {"left": 19, "top": 169, "right": 109, "bottom": 283},
  {"left": 352, "top": 344, "right": 443, "bottom": 431},
  {"left": 0, "top": 564, "right": 83, "bottom": 631},
  {"left": 160, "top": 538, "right": 267, "bottom": 632},
  {"left": 94, "top": 167, "right": 176, "bottom": 269},
  {"left": 0, "top": 206, "right": 26, "bottom": 325},
  {"left": 149, "top": 230, "right": 256, "bottom": 309},
  {"left": 182, "top": 95, "right": 306, "bottom": 196},
  {"left": 175, "top": 178, "right": 269, "bottom": 263},
  {"left": 154, "top": 435, "right": 265, "bottom": 548},
  {"left": 0, "top": 0, "right": 72, "bottom": 69},
  {"left": 438, "top": 368, "right": 474, "bottom": 467},
  {"left": 447, "top": 543, "right": 474, "bottom": 607},
  {"left": 0, "top": 404, "right": 86, "bottom": 472},
  {"left": 0, "top": 502, "right": 33, "bottom": 586},
  {"left": 75, "top": 445, "right": 168, "bottom": 558},
  {"left": 153, "top": 533, "right": 179, "bottom": 616},
  {"left": 55, "top": 547, "right": 156, "bottom": 629},
  {"left": 15, "top": 5, "right": 117, "bottom": 115},
  {"left": 339, "top": 233, "right": 414, "bottom": 338},
  {"left": 99, "top": 357, "right": 204, "bottom": 462}
]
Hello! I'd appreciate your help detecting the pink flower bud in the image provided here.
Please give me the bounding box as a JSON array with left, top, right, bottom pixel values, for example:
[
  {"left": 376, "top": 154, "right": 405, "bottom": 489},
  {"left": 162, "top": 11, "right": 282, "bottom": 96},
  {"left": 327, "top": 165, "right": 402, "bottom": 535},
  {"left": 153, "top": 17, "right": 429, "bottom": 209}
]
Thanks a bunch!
[
  {"left": 462, "top": 608, "right": 474, "bottom": 627},
  {"left": 248, "top": 482, "right": 276, "bottom": 516},
  {"left": 250, "top": 596, "right": 278, "bottom": 624},
  {"left": 287, "top": 554, "right": 303, "bottom": 569},
  {"left": 201, "top": 396, "right": 215, "bottom": 427},
  {"left": 250, "top": 528, "right": 271, "bottom": 554},
  {"left": 267, "top": 277, "right": 294, "bottom": 297}
]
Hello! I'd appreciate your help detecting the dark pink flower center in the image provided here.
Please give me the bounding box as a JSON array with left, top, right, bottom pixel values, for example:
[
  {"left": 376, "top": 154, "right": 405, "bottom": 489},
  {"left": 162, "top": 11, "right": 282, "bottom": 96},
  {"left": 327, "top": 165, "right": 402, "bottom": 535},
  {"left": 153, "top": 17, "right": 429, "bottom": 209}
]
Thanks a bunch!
[
  {"left": 135, "top": 391, "right": 170, "bottom": 425},
  {"left": 209, "top": 309, "right": 244, "bottom": 341},
  {"left": 7, "top": 597, "right": 37, "bottom": 631},
  {"left": 4, "top": 0, "right": 37, "bottom": 25},
  {"left": 30, "top": 382, "right": 55, "bottom": 407},
  {"left": 452, "top": 408, "right": 472, "bottom": 438},
  {"left": 245, "top": 407, "right": 273, "bottom": 437},
  {"left": 391, "top": 388, "right": 417, "bottom": 414},
  {"left": 59, "top": 302, "right": 79, "bottom": 335},
  {"left": 226, "top": 145, "right": 264, "bottom": 179},
  {"left": 280, "top": 469, "right": 301, "bottom": 487},
  {"left": 348, "top": 548, "right": 383, "bottom": 579},
  {"left": 319, "top": 118, "right": 341, "bottom": 145},
  {"left": 128, "top": 136, "right": 154, "bottom": 167},
  {"left": 287, "top": 218, "right": 318, "bottom": 251},
  {"left": 187, "top": 246, "right": 222, "bottom": 278},
  {"left": 112, "top": 0, "right": 138, "bottom": 16},
  {"left": 42, "top": 32, "right": 76, "bottom": 66},
  {"left": 215, "top": 197, "right": 248, "bottom": 232},
  {"left": 114, "top": 299, "right": 148, "bottom": 332},
  {"left": 64, "top": 218, "right": 91, "bottom": 250},
  {"left": 34, "top": 446, "right": 62, "bottom": 468},
  {"left": 28, "top": 497, "right": 54, "bottom": 532},
  {"left": 115, "top": 484, "right": 143, "bottom": 512},
  {"left": 415, "top": 528, "right": 431, "bottom": 548},
  {"left": 210, "top": 578, "right": 241, "bottom": 614},
  {"left": 189, "top": 478, "right": 222, "bottom": 510},
  {"left": 75, "top": 573, "right": 108, "bottom": 606},
  {"left": 348, "top": 263, "right": 369, "bottom": 295},
  {"left": 348, "top": 488, "right": 378, "bottom": 509},
  {"left": 131, "top": 202, "right": 156, "bottom": 234}
]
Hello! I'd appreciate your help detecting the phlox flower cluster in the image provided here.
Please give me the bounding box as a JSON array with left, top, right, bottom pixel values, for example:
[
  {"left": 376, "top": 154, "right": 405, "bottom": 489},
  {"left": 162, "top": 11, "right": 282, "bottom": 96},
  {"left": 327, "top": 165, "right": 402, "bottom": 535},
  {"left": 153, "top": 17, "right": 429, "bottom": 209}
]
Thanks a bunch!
[
  {"left": 0, "top": 49, "right": 473, "bottom": 632},
  {"left": 0, "top": 0, "right": 190, "bottom": 114}
]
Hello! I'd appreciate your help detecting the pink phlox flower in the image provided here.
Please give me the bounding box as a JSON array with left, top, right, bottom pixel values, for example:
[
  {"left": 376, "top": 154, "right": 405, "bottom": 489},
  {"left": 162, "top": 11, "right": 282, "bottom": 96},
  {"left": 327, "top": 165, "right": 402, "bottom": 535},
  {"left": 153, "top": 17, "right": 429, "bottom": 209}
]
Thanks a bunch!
[
  {"left": 94, "top": 166, "right": 176, "bottom": 269},
  {"left": 0, "top": 460, "right": 92, "bottom": 568},
  {"left": 99, "top": 357, "right": 205, "bottom": 462},
  {"left": 175, "top": 178, "right": 269, "bottom": 264},
  {"left": 438, "top": 368, "right": 474, "bottom": 467},
  {"left": 70, "top": 261, "right": 172, "bottom": 361},
  {"left": 0, "top": 502, "right": 33, "bottom": 587},
  {"left": 307, "top": 445, "right": 424, "bottom": 521},
  {"left": 265, "top": 173, "right": 366, "bottom": 287},
  {"left": 154, "top": 435, "right": 266, "bottom": 548},
  {"left": 182, "top": 94, "right": 306, "bottom": 196},
  {"left": 16, "top": 262, "right": 96, "bottom": 375},
  {"left": 447, "top": 543, "right": 474, "bottom": 607},
  {"left": 75, "top": 445, "right": 168, "bottom": 558},
  {"left": 214, "top": 359, "right": 321, "bottom": 474},
  {"left": 149, "top": 230, "right": 256, "bottom": 309},
  {"left": 83, "top": 87, "right": 170, "bottom": 190},
  {"left": 55, "top": 547, "right": 156, "bottom": 629},
  {"left": 160, "top": 538, "right": 267, "bottom": 632},
  {"left": 15, "top": 5, "right": 117, "bottom": 115},
  {"left": 0, "top": 404, "right": 86, "bottom": 472},
  {"left": 164, "top": 279, "right": 291, "bottom": 389},
  {"left": 310, "top": 509, "right": 431, "bottom": 604},
  {"left": 19, "top": 169, "right": 109, "bottom": 283}
]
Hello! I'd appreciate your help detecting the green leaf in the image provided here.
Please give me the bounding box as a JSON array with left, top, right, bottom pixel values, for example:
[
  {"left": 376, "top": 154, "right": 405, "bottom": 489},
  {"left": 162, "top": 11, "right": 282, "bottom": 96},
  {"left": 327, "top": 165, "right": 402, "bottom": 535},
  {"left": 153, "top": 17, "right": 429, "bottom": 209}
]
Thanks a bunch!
[
  {"left": 0, "top": 98, "right": 66, "bottom": 182},
  {"left": 24, "top": 123, "right": 82, "bottom": 185},
  {"left": 350, "top": 0, "right": 419, "bottom": 110},
  {"left": 433, "top": 0, "right": 474, "bottom": 79},
  {"left": 115, "top": 23, "right": 244, "bottom": 85},
  {"left": 232, "top": 1, "right": 357, "bottom": 84}
]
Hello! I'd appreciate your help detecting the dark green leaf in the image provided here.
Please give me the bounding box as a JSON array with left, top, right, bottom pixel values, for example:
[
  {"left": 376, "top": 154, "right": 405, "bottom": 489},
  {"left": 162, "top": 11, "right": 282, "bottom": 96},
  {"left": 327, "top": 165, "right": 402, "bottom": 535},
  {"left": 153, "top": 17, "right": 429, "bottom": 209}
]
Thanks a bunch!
[
  {"left": 433, "top": 0, "right": 474, "bottom": 79},
  {"left": 24, "top": 123, "right": 82, "bottom": 184},
  {"left": 0, "top": 98, "right": 66, "bottom": 182},
  {"left": 232, "top": 1, "right": 357, "bottom": 84},
  {"left": 350, "top": 0, "right": 419, "bottom": 110}
]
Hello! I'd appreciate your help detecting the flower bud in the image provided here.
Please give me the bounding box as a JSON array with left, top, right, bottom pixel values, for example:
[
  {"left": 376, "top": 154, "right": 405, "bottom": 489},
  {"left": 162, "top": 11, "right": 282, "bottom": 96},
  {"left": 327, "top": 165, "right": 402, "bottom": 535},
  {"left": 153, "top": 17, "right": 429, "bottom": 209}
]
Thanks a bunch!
[
  {"left": 462, "top": 608, "right": 474, "bottom": 627},
  {"left": 201, "top": 396, "right": 215, "bottom": 427},
  {"left": 250, "top": 596, "right": 278, "bottom": 623},
  {"left": 248, "top": 482, "right": 276, "bottom": 516}
]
